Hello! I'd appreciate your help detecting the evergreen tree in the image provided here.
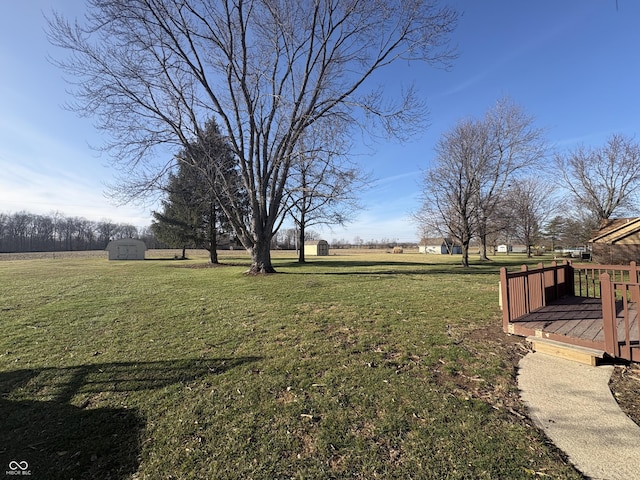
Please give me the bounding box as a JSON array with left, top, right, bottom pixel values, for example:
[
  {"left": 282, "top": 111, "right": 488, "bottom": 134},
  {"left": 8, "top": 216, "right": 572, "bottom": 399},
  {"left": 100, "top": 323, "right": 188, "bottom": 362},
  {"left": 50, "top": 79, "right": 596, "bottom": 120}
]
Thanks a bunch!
[
  {"left": 152, "top": 120, "right": 246, "bottom": 263},
  {"left": 151, "top": 170, "right": 202, "bottom": 260}
]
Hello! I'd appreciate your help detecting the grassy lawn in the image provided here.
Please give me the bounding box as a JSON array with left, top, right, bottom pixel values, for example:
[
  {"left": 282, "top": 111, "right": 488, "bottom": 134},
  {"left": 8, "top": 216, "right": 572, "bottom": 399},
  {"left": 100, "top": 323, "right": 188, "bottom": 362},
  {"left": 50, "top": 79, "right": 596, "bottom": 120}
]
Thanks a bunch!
[{"left": 0, "top": 250, "right": 582, "bottom": 479}]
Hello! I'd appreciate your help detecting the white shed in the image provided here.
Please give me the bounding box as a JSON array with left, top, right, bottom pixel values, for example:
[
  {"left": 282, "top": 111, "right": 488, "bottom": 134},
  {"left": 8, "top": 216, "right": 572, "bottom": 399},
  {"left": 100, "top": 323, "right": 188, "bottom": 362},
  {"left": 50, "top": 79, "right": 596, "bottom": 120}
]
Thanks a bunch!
[
  {"left": 512, "top": 244, "right": 528, "bottom": 254},
  {"left": 419, "top": 238, "right": 462, "bottom": 255},
  {"left": 498, "top": 244, "right": 527, "bottom": 254},
  {"left": 304, "top": 240, "right": 329, "bottom": 256},
  {"left": 106, "top": 238, "right": 147, "bottom": 260}
]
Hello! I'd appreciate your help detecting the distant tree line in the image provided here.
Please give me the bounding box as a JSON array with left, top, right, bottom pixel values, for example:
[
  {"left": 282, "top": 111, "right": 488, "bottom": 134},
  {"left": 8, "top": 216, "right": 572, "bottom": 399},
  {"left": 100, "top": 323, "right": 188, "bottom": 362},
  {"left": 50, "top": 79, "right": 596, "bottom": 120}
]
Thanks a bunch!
[
  {"left": 0, "top": 210, "right": 397, "bottom": 254},
  {"left": 0, "top": 211, "right": 163, "bottom": 253},
  {"left": 270, "top": 230, "right": 413, "bottom": 251}
]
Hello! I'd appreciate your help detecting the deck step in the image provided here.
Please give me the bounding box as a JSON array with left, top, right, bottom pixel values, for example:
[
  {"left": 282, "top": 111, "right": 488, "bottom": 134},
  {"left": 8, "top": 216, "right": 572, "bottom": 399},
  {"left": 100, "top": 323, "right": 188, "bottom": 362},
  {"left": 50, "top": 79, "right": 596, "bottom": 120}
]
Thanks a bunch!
[{"left": 526, "top": 337, "right": 606, "bottom": 366}]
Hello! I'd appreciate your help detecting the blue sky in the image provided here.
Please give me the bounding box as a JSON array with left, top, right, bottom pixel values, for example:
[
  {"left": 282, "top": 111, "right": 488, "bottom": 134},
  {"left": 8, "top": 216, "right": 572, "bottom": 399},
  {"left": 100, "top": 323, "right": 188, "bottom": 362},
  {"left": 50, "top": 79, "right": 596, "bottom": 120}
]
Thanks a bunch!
[{"left": 1, "top": 1, "right": 639, "bottom": 242}]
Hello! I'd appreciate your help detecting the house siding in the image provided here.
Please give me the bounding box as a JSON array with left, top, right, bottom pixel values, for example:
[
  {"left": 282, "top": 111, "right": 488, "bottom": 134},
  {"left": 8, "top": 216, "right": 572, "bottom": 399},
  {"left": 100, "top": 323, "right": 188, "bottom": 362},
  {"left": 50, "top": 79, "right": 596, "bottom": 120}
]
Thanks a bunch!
[
  {"left": 590, "top": 218, "right": 640, "bottom": 264},
  {"left": 591, "top": 241, "right": 640, "bottom": 265}
]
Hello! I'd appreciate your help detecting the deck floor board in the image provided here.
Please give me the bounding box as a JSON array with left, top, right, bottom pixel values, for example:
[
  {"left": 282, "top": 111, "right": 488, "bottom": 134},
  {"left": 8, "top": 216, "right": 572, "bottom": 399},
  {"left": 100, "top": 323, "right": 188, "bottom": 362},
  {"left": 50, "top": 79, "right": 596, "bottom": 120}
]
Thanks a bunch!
[{"left": 508, "top": 297, "right": 639, "bottom": 358}]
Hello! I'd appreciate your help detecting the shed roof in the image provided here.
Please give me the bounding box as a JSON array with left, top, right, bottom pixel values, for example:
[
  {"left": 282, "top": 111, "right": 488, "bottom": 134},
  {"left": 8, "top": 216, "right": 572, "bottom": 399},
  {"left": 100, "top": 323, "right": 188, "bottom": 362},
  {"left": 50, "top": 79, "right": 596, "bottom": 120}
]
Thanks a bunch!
[
  {"left": 419, "top": 237, "right": 459, "bottom": 246},
  {"left": 105, "top": 238, "right": 147, "bottom": 250}
]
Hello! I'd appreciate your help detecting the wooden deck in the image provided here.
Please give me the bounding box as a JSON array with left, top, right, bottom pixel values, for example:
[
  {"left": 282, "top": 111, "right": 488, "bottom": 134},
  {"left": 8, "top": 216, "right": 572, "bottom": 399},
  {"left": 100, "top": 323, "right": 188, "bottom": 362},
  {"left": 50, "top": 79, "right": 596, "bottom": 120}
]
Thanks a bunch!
[
  {"left": 500, "top": 261, "right": 640, "bottom": 362},
  {"left": 501, "top": 261, "right": 640, "bottom": 362},
  {"left": 507, "top": 296, "right": 640, "bottom": 358}
]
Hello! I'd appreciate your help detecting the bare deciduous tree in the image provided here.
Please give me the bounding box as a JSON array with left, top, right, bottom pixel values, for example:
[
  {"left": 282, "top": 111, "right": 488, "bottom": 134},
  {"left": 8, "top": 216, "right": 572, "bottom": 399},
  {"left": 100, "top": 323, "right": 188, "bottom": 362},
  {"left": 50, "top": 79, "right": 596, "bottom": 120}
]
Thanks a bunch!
[
  {"left": 285, "top": 122, "right": 369, "bottom": 262},
  {"left": 555, "top": 134, "right": 640, "bottom": 224},
  {"left": 0, "top": 211, "right": 152, "bottom": 252},
  {"left": 416, "top": 118, "right": 479, "bottom": 267},
  {"left": 504, "top": 177, "right": 558, "bottom": 257},
  {"left": 473, "top": 98, "right": 547, "bottom": 260},
  {"left": 415, "top": 99, "right": 546, "bottom": 266},
  {"left": 47, "top": 0, "right": 457, "bottom": 273}
]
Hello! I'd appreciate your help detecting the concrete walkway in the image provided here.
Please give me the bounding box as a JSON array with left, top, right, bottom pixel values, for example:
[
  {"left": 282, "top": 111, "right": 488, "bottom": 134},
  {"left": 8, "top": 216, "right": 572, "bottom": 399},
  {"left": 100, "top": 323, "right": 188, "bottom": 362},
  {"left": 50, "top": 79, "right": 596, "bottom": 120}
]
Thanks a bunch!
[{"left": 518, "top": 352, "right": 640, "bottom": 480}]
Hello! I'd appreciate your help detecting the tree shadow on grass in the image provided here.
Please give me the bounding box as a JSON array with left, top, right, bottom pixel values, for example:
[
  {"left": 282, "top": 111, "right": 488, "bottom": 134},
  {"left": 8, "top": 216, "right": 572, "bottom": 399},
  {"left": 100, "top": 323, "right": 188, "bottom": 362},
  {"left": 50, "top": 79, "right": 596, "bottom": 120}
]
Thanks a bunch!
[
  {"left": 275, "top": 259, "right": 510, "bottom": 276},
  {"left": 0, "top": 357, "right": 259, "bottom": 480}
]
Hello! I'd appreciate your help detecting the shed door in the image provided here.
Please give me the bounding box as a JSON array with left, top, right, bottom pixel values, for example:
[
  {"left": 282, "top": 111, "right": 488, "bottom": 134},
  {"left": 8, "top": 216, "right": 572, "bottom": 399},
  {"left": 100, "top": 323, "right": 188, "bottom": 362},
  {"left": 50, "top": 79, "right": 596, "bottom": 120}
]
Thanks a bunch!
[{"left": 117, "top": 245, "right": 137, "bottom": 259}]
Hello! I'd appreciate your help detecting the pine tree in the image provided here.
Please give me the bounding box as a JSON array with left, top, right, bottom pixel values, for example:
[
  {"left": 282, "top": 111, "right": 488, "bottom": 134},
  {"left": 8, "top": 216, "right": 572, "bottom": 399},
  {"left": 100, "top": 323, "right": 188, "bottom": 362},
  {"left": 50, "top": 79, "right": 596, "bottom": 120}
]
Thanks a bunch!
[{"left": 152, "top": 120, "right": 246, "bottom": 263}]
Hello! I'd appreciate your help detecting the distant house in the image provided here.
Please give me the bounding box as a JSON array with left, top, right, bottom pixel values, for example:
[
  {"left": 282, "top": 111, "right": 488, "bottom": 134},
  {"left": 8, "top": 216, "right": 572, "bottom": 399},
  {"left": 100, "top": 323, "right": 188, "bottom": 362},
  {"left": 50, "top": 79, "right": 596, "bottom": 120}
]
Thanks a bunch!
[
  {"left": 497, "top": 244, "right": 528, "bottom": 254},
  {"left": 419, "top": 238, "right": 462, "bottom": 255},
  {"left": 512, "top": 244, "right": 528, "bottom": 254},
  {"left": 106, "top": 238, "right": 147, "bottom": 260},
  {"left": 589, "top": 217, "right": 640, "bottom": 264},
  {"left": 304, "top": 240, "right": 329, "bottom": 256}
]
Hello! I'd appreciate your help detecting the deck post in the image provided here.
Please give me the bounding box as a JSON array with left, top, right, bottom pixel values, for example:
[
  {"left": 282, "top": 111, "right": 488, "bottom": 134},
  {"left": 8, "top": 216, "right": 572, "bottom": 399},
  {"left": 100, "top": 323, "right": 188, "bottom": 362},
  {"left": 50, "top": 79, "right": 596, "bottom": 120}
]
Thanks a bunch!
[
  {"left": 563, "top": 260, "right": 575, "bottom": 297},
  {"left": 631, "top": 283, "right": 640, "bottom": 305},
  {"left": 500, "top": 267, "right": 511, "bottom": 332},
  {"left": 630, "top": 262, "right": 640, "bottom": 316},
  {"left": 600, "top": 273, "right": 618, "bottom": 357},
  {"left": 521, "top": 264, "right": 529, "bottom": 313},
  {"left": 536, "top": 263, "right": 544, "bottom": 307},
  {"left": 550, "top": 261, "right": 559, "bottom": 301}
]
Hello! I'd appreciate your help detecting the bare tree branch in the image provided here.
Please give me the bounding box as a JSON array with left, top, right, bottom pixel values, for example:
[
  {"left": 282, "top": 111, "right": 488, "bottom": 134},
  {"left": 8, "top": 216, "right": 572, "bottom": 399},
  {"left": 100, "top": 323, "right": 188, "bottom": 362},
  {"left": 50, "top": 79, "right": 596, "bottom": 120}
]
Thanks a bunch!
[
  {"left": 415, "top": 98, "right": 546, "bottom": 266},
  {"left": 555, "top": 134, "right": 640, "bottom": 223}
]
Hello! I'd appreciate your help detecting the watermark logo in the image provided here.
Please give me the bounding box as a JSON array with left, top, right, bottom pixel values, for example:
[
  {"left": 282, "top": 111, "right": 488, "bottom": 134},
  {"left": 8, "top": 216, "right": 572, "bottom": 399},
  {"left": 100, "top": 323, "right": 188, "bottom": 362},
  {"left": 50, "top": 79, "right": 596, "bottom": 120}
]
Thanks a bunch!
[{"left": 6, "top": 461, "right": 31, "bottom": 476}]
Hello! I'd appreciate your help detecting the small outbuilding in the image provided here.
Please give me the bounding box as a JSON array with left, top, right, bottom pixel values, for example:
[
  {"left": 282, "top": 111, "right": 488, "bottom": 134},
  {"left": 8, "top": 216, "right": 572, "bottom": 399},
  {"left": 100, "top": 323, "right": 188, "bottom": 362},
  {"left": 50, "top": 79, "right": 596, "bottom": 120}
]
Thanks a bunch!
[
  {"left": 511, "top": 244, "right": 529, "bottom": 254},
  {"left": 498, "top": 243, "right": 529, "bottom": 253},
  {"left": 589, "top": 217, "right": 640, "bottom": 264},
  {"left": 497, "top": 244, "right": 528, "bottom": 254},
  {"left": 304, "top": 240, "right": 329, "bottom": 256},
  {"left": 418, "top": 237, "right": 462, "bottom": 255},
  {"left": 106, "top": 238, "right": 147, "bottom": 260}
]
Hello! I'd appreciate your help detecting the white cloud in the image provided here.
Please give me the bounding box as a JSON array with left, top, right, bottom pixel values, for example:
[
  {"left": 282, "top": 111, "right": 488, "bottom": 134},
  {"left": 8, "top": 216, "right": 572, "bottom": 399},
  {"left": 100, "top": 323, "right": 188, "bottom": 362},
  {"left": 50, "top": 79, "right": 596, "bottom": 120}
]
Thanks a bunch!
[{"left": 0, "top": 156, "right": 152, "bottom": 226}]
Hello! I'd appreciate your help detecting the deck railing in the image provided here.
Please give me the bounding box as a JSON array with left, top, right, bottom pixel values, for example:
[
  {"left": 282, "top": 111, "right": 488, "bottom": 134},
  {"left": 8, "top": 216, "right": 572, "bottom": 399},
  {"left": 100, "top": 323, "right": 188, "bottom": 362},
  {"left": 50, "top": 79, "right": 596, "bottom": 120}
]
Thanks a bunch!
[
  {"left": 500, "top": 261, "right": 640, "bottom": 361},
  {"left": 570, "top": 261, "right": 640, "bottom": 297},
  {"left": 500, "top": 261, "right": 573, "bottom": 331},
  {"left": 600, "top": 273, "right": 640, "bottom": 361},
  {"left": 501, "top": 261, "right": 640, "bottom": 326}
]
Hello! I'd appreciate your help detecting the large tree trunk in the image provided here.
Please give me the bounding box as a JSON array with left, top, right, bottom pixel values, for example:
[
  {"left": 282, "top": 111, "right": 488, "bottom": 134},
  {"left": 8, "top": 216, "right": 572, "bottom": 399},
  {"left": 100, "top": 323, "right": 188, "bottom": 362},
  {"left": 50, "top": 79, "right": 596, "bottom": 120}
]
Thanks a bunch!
[
  {"left": 297, "top": 223, "right": 306, "bottom": 263},
  {"left": 461, "top": 240, "right": 470, "bottom": 267},
  {"left": 297, "top": 171, "right": 308, "bottom": 263},
  {"left": 208, "top": 202, "right": 219, "bottom": 264},
  {"left": 248, "top": 237, "right": 276, "bottom": 274},
  {"left": 297, "top": 196, "right": 307, "bottom": 263},
  {"left": 208, "top": 243, "right": 218, "bottom": 264},
  {"left": 478, "top": 232, "right": 490, "bottom": 261}
]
